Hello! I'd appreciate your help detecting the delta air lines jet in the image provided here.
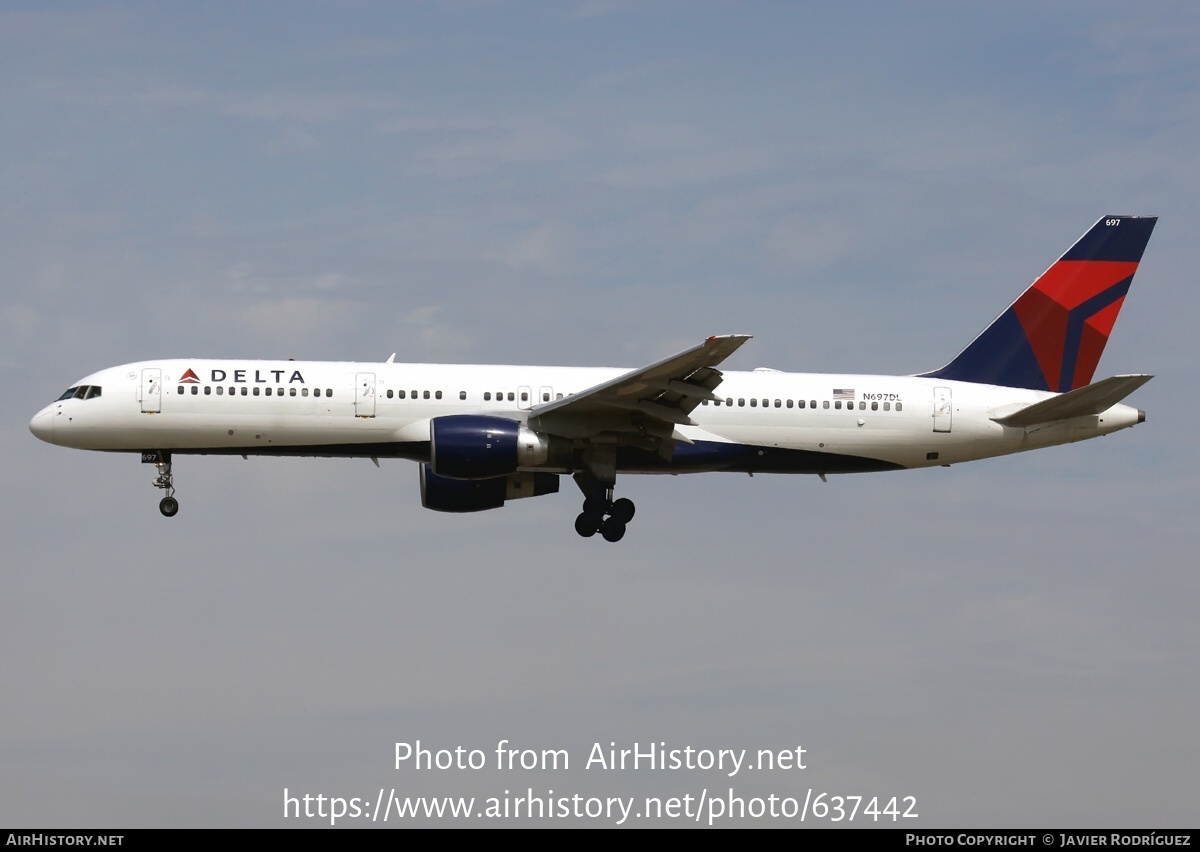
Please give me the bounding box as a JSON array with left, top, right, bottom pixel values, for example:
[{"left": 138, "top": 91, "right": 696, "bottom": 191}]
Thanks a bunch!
[{"left": 30, "top": 216, "right": 1157, "bottom": 542}]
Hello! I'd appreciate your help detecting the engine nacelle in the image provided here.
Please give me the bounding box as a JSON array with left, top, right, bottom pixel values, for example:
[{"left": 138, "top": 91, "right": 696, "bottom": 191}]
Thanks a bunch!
[
  {"left": 420, "top": 465, "right": 559, "bottom": 513},
  {"left": 429, "top": 415, "right": 559, "bottom": 480}
]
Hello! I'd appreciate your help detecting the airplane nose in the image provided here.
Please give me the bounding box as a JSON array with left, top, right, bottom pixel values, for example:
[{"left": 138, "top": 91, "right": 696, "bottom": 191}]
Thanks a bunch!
[{"left": 29, "top": 407, "right": 54, "bottom": 443}]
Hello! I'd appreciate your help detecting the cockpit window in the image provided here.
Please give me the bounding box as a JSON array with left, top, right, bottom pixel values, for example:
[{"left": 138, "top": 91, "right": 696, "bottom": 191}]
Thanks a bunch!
[{"left": 57, "top": 385, "right": 102, "bottom": 401}]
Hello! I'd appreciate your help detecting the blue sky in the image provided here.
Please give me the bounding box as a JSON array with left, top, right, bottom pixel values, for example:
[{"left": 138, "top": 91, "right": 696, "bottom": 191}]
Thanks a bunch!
[{"left": 3, "top": 2, "right": 1197, "bottom": 827}]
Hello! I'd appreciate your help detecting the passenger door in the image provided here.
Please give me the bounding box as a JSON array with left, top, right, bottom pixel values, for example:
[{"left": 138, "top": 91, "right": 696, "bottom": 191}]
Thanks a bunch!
[
  {"left": 355, "top": 372, "right": 377, "bottom": 418},
  {"left": 933, "top": 386, "right": 952, "bottom": 433},
  {"left": 140, "top": 368, "right": 162, "bottom": 413}
]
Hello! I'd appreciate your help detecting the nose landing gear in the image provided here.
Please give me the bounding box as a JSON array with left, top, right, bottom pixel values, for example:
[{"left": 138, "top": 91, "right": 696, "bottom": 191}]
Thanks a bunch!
[
  {"left": 144, "top": 451, "right": 179, "bottom": 517},
  {"left": 159, "top": 494, "right": 179, "bottom": 517}
]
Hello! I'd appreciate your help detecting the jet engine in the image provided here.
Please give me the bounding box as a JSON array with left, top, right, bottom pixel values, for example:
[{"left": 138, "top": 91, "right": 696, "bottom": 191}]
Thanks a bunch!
[
  {"left": 420, "top": 465, "right": 559, "bottom": 512},
  {"left": 429, "top": 414, "right": 564, "bottom": 479}
]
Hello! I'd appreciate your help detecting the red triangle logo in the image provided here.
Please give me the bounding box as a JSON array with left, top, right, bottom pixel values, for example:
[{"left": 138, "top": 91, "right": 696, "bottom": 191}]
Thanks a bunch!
[{"left": 180, "top": 368, "right": 201, "bottom": 384}]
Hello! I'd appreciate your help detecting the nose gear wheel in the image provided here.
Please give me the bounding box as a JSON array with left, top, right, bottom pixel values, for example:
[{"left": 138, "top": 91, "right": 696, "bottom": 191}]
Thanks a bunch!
[{"left": 150, "top": 452, "right": 179, "bottom": 517}]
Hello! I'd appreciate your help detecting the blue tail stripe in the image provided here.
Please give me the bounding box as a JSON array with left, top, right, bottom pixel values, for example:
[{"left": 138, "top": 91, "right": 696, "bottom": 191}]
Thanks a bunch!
[
  {"left": 1061, "top": 217, "right": 1157, "bottom": 262},
  {"left": 1057, "top": 275, "right": 1133, "bottom": 392}
]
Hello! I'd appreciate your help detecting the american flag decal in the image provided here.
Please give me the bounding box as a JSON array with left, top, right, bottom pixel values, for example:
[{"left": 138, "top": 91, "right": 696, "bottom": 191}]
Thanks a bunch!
[{"left": 832, "top": 388, "right": 855, "bottom": 400}]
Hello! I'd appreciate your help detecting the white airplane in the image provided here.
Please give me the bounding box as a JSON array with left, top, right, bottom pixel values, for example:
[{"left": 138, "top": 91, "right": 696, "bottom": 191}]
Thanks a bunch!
[{"left": 30, "top": 215, "right": 1156, "bottom": 542}]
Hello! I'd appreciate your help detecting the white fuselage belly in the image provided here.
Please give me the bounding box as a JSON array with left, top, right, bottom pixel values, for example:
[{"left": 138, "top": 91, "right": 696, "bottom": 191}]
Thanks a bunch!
[{"left": 34, "top": 359, "right": 1143, "bottom": 474}]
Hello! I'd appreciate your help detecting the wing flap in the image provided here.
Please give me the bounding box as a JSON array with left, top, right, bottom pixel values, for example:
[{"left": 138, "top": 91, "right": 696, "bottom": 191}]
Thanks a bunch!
[{"left": 991, "top": 374, "right": 1152, "bottom": 427}]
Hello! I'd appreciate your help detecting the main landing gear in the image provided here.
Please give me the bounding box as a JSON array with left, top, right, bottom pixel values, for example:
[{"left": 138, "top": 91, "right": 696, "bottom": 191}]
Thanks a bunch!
[
  {"left": 149, "top": 451, "right": 179, "bottom": 517},
  {"left": 573, "top": 475, "right": 636, "bottom": 542}
]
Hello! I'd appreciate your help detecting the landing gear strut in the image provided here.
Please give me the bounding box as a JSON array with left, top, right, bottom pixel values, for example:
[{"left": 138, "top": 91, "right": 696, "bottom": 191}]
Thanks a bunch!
[
  {"left": 573, "top": 474, "right": 636, "bottom": 542},
  {"left": 150, "top": 451, "right": 179, "bottom": 517}
]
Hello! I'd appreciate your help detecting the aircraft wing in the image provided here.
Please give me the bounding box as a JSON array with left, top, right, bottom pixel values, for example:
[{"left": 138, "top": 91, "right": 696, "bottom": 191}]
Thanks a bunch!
[
  {"left": 528, "top": 334, "right": 751, "bottom": 444},
  {"left": 991, "top": 374, "right": 1152, "bottom": 428}
]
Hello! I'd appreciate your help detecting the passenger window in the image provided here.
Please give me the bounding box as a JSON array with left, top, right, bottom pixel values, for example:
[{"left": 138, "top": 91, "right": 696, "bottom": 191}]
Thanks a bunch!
[
  {"left": 542, "top": 392, "right": 550, "bottom": 402},
  {"left": 436, "top": 391, "right": 442, "bottom": 400},
  {"left": 871, "top": 401, "right": 878, "bottom": 410},
  {"left": 775, "top": 400, "right": 781, "bottom": 408},
  {"left": 834, "top": 400, "right": 842, "bottom": 409},
  {"left": 460, "top": 391, "right": 467, "bottom": 400},
  {"left": 204, "top": 386, "right": 212, "bottom": 396},
  {"left": 423, "top": 391, "right": 430, "bottom": 400},
  {"left": 252, "top": 387, "right": 260, "bottom": 396},
  {"left": 177, "top": 386, "right": 185, "bottom": 395},
  {"left": 301, "top": 388, "right": 309, "bottom": 397},
  {"left": 521, "top": 391, "right": 528, "bottom": 402},
  {"left": 290, "top": 388, "right": 297, "bottom": 397},
  {"left": 883, "top": 402, "right": 890, "bottom": 411},
  {"left": 738, "top": 399, "right": 745, "bottom": 407},
  {"left": 896, "top": 402, "right": 903, "bottom": 411},
  {"left": 859, "top": 401, "right": 866, "bottom": 410},
  {"left": 797, "top": 400, "right": 805, "bottom": 409},
  {"left": 484, "top": 392, "right": 491, "bottom": 401},
  {"left": 750, "top": 399, "right": 757, "bottom": 407},
  {"left": 265, "top": 388, "right": 272, "bottom": 396},
  {"left": 810, "top": 400, "right": 817, "bottom": 408},
  {"left": 387, "top": 390, "right": 393, "bottom": 399},
  {"left": 507, "top": 392, "right": 514, "bottom": 401},
  {"left": 556, "top": 393, "right": 564, "bottom": 399},
  {"left": 786, "top": 399, "right": 793, "bottom": 408},
  {"left": 216, "top": 386, "right": 224, "bottom": 396},
  {"left": 822, "top": 400, "right": 829, "bottom": 409},
  {"left": 326, "top": 389, "right": 332, "bottom": 397},
  {"left": 726, "top": 398, "right": 733, "bottom": 406}
]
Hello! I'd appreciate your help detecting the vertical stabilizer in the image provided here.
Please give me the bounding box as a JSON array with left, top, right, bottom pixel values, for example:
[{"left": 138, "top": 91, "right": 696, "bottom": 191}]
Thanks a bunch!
[{"left": 921, "top": 216, "right": 1156, "bottom": 391}]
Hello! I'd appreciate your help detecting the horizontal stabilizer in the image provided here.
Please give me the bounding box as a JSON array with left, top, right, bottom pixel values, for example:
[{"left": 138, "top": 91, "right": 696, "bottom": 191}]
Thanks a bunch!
[{"left": 992, "top": 374, "right": 1152, "bottom": 427}]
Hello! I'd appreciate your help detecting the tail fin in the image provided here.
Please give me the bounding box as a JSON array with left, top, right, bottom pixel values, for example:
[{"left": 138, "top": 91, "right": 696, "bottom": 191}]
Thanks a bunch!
[{"left": 921, "top": 215, "right": 1157, "bottom": 391}]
